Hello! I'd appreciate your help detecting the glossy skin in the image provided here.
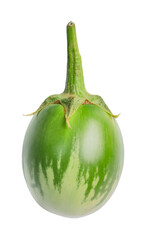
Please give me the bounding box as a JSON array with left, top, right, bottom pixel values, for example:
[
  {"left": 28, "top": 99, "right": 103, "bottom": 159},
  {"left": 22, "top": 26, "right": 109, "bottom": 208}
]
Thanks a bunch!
[{"left": 22, "top": 104, "right": 124, "bottom": 217}]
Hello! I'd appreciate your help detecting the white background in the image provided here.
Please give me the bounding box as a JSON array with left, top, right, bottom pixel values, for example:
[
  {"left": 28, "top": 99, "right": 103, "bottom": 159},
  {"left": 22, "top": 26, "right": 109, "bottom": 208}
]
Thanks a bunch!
[{"left": 0, "top": 0, "right": 149, "bottom": 239}]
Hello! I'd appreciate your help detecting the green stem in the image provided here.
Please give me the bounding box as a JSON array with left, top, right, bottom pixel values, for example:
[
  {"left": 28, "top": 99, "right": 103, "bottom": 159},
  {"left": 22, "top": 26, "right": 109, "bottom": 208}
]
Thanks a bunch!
[{"left": 64, "top": 22, "right": 87, "bottom": 97}]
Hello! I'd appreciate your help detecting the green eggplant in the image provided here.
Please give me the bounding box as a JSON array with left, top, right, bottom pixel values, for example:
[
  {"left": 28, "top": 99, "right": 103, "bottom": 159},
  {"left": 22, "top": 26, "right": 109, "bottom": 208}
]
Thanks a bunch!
[{"left": 22, "top": 22, "right": 124, "bottom": 218}]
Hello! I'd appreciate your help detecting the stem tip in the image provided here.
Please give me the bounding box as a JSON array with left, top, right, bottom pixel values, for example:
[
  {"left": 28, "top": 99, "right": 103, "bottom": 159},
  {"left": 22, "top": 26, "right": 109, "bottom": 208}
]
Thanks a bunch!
[{"left": 67, "top": 21, "right": 75, "bottom": 27}]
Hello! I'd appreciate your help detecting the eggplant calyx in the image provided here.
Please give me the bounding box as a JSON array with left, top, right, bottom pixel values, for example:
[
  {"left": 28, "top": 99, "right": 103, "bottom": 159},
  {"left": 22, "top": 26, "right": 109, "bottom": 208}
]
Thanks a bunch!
[{"left": 24, "top": 93, "right": 119, "bottom": 128}]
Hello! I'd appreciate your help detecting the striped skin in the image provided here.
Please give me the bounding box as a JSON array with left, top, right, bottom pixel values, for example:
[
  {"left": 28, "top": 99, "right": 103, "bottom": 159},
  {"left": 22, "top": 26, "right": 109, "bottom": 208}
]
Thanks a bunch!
[{"left": 22, "top": 104, "right": 124, "bottom": 217}]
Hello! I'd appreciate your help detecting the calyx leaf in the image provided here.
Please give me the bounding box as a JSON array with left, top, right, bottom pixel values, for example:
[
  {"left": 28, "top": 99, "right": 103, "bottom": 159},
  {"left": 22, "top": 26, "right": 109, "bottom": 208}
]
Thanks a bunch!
[
  {"left": 24, "top": 94, "right": 61, "bottom": 116},
  {"left": 60, "top": 96, "right": 85, "bottom": 128},
  {"left": 87, "top": 95, "right": 120, "bottom": 118}
]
